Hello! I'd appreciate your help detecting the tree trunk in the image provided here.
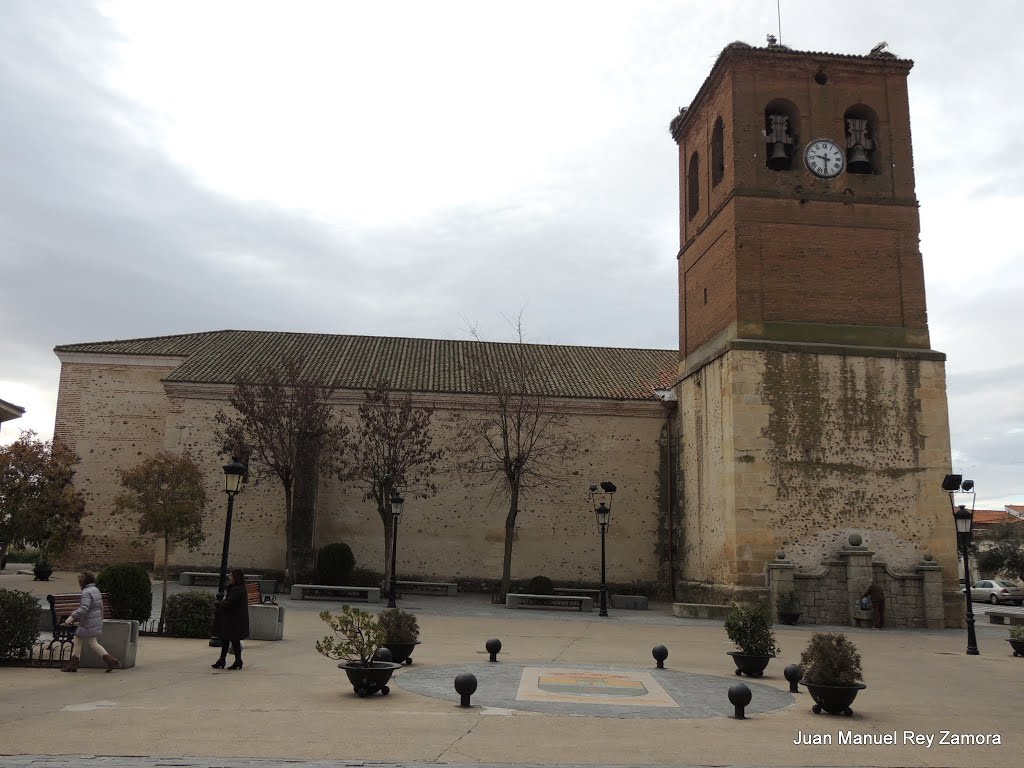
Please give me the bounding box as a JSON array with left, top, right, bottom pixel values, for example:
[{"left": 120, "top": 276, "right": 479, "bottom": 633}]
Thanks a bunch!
[
  {"left": 291, "top": 436, "right": 321, "bottom": 580},
  {"left": 283, "top": 479, "right": 294, "bottom": 588},
  {"left": 499, "top": 486, "right": 519, "bottom": 602},
  {"left": 379, "top": 502, "right": 392, "bottom": 591},
  {"left": 158, "top": 537, "right": 169, "bottom": 636}
]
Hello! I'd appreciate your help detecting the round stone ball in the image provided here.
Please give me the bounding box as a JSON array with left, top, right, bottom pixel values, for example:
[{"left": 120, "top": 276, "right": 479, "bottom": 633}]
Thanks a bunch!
[
  {"left": 454, "top": 672, "right": 478, "bottom": 697},
  {"left": 775, "top": 549, "right": 786, "bottom": 560},
  {"left": 848, "top": 533, "right": 863, "bottom": 547},
  {"left": 728, "top": 683, "right": 752, "bottom": 708},
  {"left": 652, "top": 645, "right": 668, "bottom": 663},
  {"left": 923, "top": 551, "right": 934, "bottom": 562},
  {"left": 485, "top": 638, "right": 502, "bottom": 655},
  {"left": 784, "top": 664, "right": 803, "bottom": 684}
]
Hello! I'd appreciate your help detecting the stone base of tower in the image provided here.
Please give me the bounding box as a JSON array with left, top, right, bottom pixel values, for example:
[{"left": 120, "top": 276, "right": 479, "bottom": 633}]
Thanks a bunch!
[{"left": 677, "top": 339, "right": 963, "bottom": 627}]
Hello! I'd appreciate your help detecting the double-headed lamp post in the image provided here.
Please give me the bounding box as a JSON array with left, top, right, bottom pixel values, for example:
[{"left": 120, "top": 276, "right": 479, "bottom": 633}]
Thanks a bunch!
[
  {"left": 942, "top": 474, "right": 979, "bottom": 656},
  {"left": 589, "top": 481, "right": 617, "bottom": 617},
  {"left": 210, "top": 458, "right": 246, "bottom": 647},
  {"left": 386, "top": 489, "right": 405, "bottom": 609}
]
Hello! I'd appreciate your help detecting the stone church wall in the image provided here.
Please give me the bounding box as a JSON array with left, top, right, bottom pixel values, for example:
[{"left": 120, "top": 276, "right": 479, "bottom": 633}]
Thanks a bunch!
[{"left": 55, "top": 365, "right": 671, "bottom": 587}]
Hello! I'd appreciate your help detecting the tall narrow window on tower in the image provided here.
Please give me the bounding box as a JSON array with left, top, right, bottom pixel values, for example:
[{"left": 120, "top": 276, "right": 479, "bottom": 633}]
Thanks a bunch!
[
  {"left": 844, "top": 105, "right": 879, "bottom": 174},
  {"left": 687, "top": 152, "right": 700, "bottom": 219},
  {"left": 763, "top": 99, "right": 798, "bottom": 171},
  {"left": 711, "top": 117, "right": 725, "bottom": 187}
]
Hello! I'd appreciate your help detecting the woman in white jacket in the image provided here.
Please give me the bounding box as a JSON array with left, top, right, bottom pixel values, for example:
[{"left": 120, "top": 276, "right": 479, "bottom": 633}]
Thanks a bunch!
[{"left": 61, "top": 571, "right": 119, "bottom": 672}]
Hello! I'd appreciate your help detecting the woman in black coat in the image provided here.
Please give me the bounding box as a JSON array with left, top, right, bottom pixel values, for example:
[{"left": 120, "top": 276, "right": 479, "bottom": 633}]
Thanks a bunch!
[{"left": 212, "top": 568, "right": 250, "bottom": 670}]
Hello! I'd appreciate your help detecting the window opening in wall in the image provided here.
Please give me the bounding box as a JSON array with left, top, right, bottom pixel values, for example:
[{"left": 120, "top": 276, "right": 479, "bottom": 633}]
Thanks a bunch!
[
  {"left": 711, "top": 117, "right": 725, "bottom": 186},
  {"left": 763, "top": 100, "right": 798, "bottom": 171},
  {"left": 687, "top": 152, "right": 700, "bottom": 220}
]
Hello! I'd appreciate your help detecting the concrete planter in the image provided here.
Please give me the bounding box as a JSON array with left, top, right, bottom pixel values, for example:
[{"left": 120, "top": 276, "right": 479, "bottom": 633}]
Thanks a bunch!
[
  {"left": 248, "top": 603, "right": 285, "bottom": 641},
  {"left": 80, "top": 620, "right": 139, "bottom": 669}
]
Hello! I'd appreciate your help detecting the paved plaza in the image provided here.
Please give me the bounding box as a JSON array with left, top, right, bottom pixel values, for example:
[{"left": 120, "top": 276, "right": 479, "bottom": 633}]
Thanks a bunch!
[{"left": 1, "top": 569, "right": 1021, "bottom": 767}]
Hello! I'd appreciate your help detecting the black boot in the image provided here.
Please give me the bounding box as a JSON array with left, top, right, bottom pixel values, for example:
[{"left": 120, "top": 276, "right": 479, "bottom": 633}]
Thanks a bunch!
[
  {"left": 228, "top": 655, "right": 243, "bottom": 670},
  {"left": 211, "top": 651, "right": 227, "bottom": 669}
]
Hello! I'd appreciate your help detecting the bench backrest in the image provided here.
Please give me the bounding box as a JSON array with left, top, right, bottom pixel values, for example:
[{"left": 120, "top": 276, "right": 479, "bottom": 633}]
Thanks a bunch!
[
  {"left": 244, "top": 581, "right": 262, "bottom": 605},
  {"left": 47, "top": 592, "right": 113, "bottom": 628}
]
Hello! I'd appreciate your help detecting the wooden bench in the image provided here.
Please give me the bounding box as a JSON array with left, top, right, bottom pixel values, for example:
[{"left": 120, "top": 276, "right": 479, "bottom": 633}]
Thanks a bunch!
[
  {"left": 289, "top": 584, "right": 380, "bottom": 602},
  {"left": 179, "top": 571, "right": 262, "bottom": 587},
  {"left": 47, "top": 592, "right": 112, "bottom": 643},
  {"left": 245, "top": 581, "right": 277, "bottom": 605},
  {"left": 396, "top": 580, "right": 457, "bottom": 597},
  {"left": 988, "top": 611, "right": 1024, "bottom": 626},
  {"left": 506, "top": 593, "right": 593, "bottom": 612}
]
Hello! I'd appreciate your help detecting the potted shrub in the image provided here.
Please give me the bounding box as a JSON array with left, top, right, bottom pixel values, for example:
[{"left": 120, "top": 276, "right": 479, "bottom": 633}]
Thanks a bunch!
[
  {"left": 377, "top": 608, "right": 420, "bottom": 665},
  {"left": 1008, "top": 626, "right": 1024, "bottom": 657},
  {"left": 32, "top": 558, "right": 54, "bottom": 581},
  {"left": 315, "top": 606, "right": 400, "bottom": 697},
  {"left": 776, "top": 589, "right": 801, "bottom": 625},
  {"left": 799, "top": 632, "right": 866, "bottom": 716},
  {"left": 724, "top": 601, "right": 780, "bottom": 677}
]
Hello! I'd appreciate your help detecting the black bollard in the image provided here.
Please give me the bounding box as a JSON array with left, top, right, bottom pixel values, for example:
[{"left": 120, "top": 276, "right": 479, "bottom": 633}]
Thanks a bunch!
[
  {"left": 784, "top": 664, "right": 803, "bottom": 693},
  {"left": 652, "top": 645, "right": 668, "bottom": 669},
  {"left": 728, "top": 683, "right": 752, "bottom": 719},
  {"left": 374, "top": 647, "right": 393, "bottom": 663},
  {"left": 454, "top": 672, "right": 478, "bottom": 707},
  {"left": 485, "top": 638, "right": 502, "bottom": 662}
]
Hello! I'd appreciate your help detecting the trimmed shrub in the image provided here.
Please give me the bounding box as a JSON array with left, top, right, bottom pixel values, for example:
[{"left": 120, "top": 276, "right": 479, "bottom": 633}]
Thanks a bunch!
[
  {"left": 0, "top": 589, "right": 41, "bottom": 659},
  {"left": 725, "top": 601, "right": 780, "bottom": 656},
  {"left": 5, "top": 547, "right": 41, "bottom": 564},
  {"left": 378, "top": 608, "right": 420, "bottom": 643},
  {"left": 349, "top": 567, "right": 384, "bottom": 588},
  {"left": 315, "top": 543, "right": 355, "bottom": 586},
  {"left": 526, "top": 576, "right": 554, "bottom": 595},
  {"left": 799, "top": 632, "right": 863, "bottom": 686},
  {"left": 162, "top": 590, "right": 216, "bottom": 638},
  {"left": 97, "top": 563, "right": 153, "bottom": 621}
]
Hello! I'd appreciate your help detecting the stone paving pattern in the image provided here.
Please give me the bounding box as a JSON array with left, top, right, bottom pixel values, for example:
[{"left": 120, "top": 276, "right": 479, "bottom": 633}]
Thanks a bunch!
[{"left": 0, "top": 570, "right": 1021, "bottom": 767}]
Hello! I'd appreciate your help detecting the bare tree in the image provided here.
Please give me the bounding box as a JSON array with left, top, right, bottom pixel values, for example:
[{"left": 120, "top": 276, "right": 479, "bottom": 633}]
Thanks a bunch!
[
  {"left": 455, "top": 317, "right": 578, "bottom": 602},
  {"left": 113, "top": 451, "right": 208, "bottom": 635},
  {"left": 214, "top": 355, "right": 347, "bottom": 585},
  {"left": 340, "top": 380, "right": 443, "bottom": 588}
]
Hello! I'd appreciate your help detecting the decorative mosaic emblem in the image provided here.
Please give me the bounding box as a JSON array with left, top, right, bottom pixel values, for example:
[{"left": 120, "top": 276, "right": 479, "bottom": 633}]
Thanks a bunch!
[{"left": 516, "top": 667, "right": 678, "bottom": 708}]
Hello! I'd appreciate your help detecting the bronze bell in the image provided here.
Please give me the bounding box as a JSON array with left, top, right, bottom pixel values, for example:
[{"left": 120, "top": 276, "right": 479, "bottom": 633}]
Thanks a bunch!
[
  {"left": 767, "top": 141, "right": 790, "bottom": 170},
  {"left": 847, "top": 144, "right": 872, "bottom": 173}
]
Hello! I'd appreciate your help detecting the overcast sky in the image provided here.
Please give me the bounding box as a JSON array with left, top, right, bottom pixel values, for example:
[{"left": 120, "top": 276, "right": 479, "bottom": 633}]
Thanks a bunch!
[{"left": 1, "top": 0, "right": 1021, "bottom": 507}]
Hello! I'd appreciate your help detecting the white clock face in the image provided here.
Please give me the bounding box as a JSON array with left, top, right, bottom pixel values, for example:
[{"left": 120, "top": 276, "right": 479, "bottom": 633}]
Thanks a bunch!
[{"left": 803, "top": 139, "right": 845, "bottom": 178}]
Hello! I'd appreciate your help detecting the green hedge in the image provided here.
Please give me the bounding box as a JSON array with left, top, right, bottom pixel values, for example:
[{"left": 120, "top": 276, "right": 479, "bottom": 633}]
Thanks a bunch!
[
  {"left": 315, "top": 542, "right": 355, "bottom": 586},
  {"left": 97, "top": 563, "right": 153, "bottom": 621},
  {"left": 0, "top": 589, "right": 41, "bottom": 659},
  {"left": 162, "top": 591, "right": 216, "bottom": 638},
  {"left": 526, "top": 575, "right": 554, "bottom": 595}
]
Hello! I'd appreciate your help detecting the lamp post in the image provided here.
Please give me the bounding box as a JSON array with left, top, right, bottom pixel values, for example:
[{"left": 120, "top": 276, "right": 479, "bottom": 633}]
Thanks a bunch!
[
  {"left": 209, "top": 458, "right": 246, "bottom": 648},
  {"left": 386, "top": 489, "right": 404, "bottom": 609},
  {"left": 942, "top": 474, "right": 979, "bottom": 655},
  {"left": 590, "top": 481, "right": 616, "bottom": 617}
]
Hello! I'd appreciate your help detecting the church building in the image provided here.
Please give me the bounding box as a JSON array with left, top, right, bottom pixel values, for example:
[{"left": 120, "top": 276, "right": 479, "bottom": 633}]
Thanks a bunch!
[{"left": 52, "top": 42, "right": 961, "bottom": 625}]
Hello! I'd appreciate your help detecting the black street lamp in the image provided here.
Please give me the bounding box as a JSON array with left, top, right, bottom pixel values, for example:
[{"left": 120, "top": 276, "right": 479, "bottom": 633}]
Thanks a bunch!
[
  {"left": 942, "top": 473, "right": 979, "bottom": 655},
  {"left": 209, "top": 458, "right": 246, "bottom": 647},
  {"left": 589, "top": 481, "right": 616, "bottom": 617},
  {"left": 386, "top": 489, "right": 405, "bottom": 608}
]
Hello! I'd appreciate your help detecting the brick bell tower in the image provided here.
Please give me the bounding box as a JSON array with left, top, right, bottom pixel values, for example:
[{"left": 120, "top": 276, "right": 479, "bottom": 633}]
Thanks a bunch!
[{"left": 670, "top": 42, "right": 960, "bottom": 624}]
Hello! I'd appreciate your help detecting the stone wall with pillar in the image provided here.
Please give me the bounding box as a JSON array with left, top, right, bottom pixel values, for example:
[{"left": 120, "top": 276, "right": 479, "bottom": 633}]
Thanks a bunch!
[{"left": 766, "top": 534, "right": 946, "bottom": 628}]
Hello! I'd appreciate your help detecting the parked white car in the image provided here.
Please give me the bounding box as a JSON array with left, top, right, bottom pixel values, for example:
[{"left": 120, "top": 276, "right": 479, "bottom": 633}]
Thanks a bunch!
[{"left": 970, "top": 579, "right": 1024, "bottom": 605}]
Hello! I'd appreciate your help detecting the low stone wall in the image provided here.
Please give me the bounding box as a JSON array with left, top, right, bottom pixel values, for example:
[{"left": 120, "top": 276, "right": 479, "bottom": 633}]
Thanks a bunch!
[{"left": 768, "top": 534, "right": 944, "bottom": 629}]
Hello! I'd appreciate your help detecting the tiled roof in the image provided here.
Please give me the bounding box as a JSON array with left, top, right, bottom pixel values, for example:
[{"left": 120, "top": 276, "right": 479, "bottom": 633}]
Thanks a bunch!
[
  {"left": 973, "top": 510, "right": 1024, "bottom": 526},
  {"left": 1006, "top": 505, "right": 1024, "bottom": 516},
  {"left": 55, "top": 331, "right": 678, "bottom": 401}
]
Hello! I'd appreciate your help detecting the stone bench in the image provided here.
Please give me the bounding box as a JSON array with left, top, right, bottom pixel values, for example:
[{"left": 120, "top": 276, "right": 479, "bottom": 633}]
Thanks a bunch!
[
  {"left": 988, "top": 611, "right": 1024, "bottom": 626},
  {"left": 289, "top": 584, "right": 380, "bottom": 602},
  {"left": 178, "top": 572, "right": 262, "bottom": 587},
  {"left": 671, "top": 602, "right": 733, "bottom": 620},
  {"left": 396, "top": 580, "right": 457, "bottom": 596},
  {"left": 611, "top": 594, "right": 648, "bottom": 610},
  {"left": 554, "top": 587, "right": 602, "bottom": 601},
  {"left": 507, "top": 593, "right": 593, "bottom": 612}
]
